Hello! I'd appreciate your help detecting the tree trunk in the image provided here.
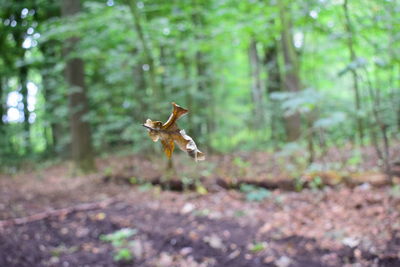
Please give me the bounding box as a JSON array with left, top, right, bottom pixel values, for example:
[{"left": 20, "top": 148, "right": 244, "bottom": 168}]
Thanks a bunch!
[
  {"left": 264, "top": 42, "right": 282, "bottom": 142},
  {"left": 40, "top": 41, "right": 67, "bottom": 155},
  {"left": 11, "top": 28, "right": 31, "bottom": 152},
  {"left": 249, "top": 38, "right": 265, "bottom": 127},
  {"left": 279, "top": 1, "right": 301, "bottom": 142},
  {"left": 20, "top": 64, "right": 30, "bottom": 151},
  {"left": 0, "top": 77, "right": 4, "bottom": 127},
  {"left": 181, "top": 55, "right": 194, "bottom": 132},
  {"left": 265, "top": 43, "right": 281, "bottom": 94},
  {"left": 195, "top": 50, "right": 208, "bottom": 135},
  {"left": 0, "top": 77, "right": 9, "bottom": 153},
  {"left": 192, "top": 4, "right": 214, "bottom": 149},
  {"left": 343, "top": 0, "right": 364, "bottom": 145},
  {"left": 62, "top": 0, "right": 95, "bottom": 172},
  {"left": 125, "top": 0, "right": 159, "bottom": 98},
  {"left": 131, "top": 47, "right": 148, "bottom": 123},
  {"left": 398, "top": 64, "right": 400, "bottom": 132}
]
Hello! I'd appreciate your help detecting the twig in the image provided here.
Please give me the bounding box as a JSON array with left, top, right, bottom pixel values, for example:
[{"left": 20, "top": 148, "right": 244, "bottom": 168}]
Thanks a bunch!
[{"left": 0, "top": 198, "right": 116, "bottom": 230}]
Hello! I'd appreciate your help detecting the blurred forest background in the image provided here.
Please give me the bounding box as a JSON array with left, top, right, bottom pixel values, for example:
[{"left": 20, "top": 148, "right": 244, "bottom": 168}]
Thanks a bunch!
[{"left": 0, "top": 0, "right": 400, "bottom": 173}]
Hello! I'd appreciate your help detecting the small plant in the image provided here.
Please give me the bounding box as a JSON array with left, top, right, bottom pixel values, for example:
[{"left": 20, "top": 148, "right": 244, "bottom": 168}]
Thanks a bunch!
[
  {"left": 103, "top": 166, "right": 113, "bottom": 176},
  {"left": 129, "top": 176, "right": 139, "bottom": 185},
  {"left": 390, "top": 184, "right": 400, "bottom": 197},
  {"left": 100, "top": 228, "right": 137, "bottom": 262},
  {"left": 309, "top": 176, "right": 324, "bottom": 190},
  {"left": 249, "top": 242, "right": 267, "bottom": 253},
  {"left": 294, "top": 177, "right": 305, "bottom": 192},
  {"left": 195, "top": 181, "right": 208, "bottom": 195},
  {"left": 181, "top": 176, "right": 194, "bottom": 190},
  {"left": 193, "top": 209, "right": 211, "bottom": 217},
  {"left": 233, "top": 157, "right": 250, "bottom": 176},
  {"left": 234, "top": 210, "right": 247, "bottom": 217},
  {"left": 138, "top": 182, "right": 153, "bottom": 192},
  {"left": 240, "top": 184, "right": 271, "bottom": 202}
]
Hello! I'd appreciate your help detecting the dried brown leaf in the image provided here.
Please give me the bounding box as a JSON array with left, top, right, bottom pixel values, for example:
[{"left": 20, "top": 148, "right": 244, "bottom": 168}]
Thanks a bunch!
[{"left": 143, "top": 103, "right": 205, "bottom": 161}]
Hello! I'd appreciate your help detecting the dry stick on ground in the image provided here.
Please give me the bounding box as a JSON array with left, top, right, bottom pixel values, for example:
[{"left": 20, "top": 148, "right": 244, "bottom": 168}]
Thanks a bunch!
[{"left": 0, "top": 198, "right": 116, "bottom": 230}]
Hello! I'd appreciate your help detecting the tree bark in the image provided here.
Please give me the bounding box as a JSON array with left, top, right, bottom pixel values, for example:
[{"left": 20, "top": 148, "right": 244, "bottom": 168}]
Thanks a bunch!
[
  {"left": 398, "top": 64, "right": 400, "bottom": 131},
  {"left": 181, "top": 55, "right": 194, "bottom": 132},
  {"left": 132, "top": 48, "right": 147, "bottom": 122},
  {"left": 20, "top": 64, "right": 30, "bottom": 150},
  {"left": 279, "top": 1, "right": 301, "bottom": 141},
  {"left": 0, "top": 77, "right": 4, "bottom": 127},
  {"left": 265, "top": 42, "right": 282, "bottom": 142},
  {"left": 343, "top": 0, "right": 364, "bottom": 145},
  {"left": 40, "top": 42, "right": 66, "bottom": 156},
  {"left": 195, "top": 50, "right": 208, "bottom": 135},
  {"left": 62, "top": 0, "right": 95, "bottom": 172},
  {"left": 249, "top": 38, "right": 265, "bottom": 126},
  {"left": 11, "top": 28, "right": 31, "bottom": 152},
  {"left": 265, "top": 43, "right": 281, "bottom": 95},
  {"left": 192, "top": 3, "right": 214, "bottom": 149}
]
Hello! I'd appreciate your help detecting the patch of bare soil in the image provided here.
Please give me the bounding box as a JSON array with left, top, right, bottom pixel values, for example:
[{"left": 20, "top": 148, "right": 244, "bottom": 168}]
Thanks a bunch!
[
  {"left": 0, "top": 153, "right": 399, "bottom": 266},
  {"left": 1, "top": 189, "right": 399, "bottom": 267}
]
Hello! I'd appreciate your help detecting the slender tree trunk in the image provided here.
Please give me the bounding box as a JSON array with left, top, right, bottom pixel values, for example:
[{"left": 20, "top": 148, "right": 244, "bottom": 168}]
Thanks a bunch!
[
  {"left": 343, "top": 0, "right": 364, "bottom": 145},
  {"left": 62, "top": 0, "right": 95, "bottom": 172},
  {"left": 159, "top": 45, "right": 168, "bottom": 99},
  {"left": 20, "top": 64, "right": 30, "bottom": 151},
  {"left": 40, "top": 42, "right": 66, "bottom": 155},
  {"left": 264, "top": 42, "right": 281, "bottom": 143},
  {"left": 306, "top": 110, "right": 318, "bottom": 164},
  {"left": 0, "top": 77, "right": 4, "bottom": 127},
  {"left": 398, "top": 64, "right": 400, "bottom": 132},
  {"left": 265, "top": 43, "right": 281, "bottom": 94},
  {"left": 0, "top": 77, "right": 9, "bottom": 153},
  {"left": 125, "top": 0, "right": 159, "bottom": 98},
  {"left": 181, "top": 55, "right": 193, "bottom": 132},
  {"left": 249, "top": 38, "right": 265, "bottom": 126},
  {"left": 363, "top": 68, "right": 393, "bottom": 183},
  {"left": 11, "top": 28, "right": 31, "bottom": 152},
  {"left": 131, "top": 47, "right": 148, "bottom": 123},
  {"left": 192, "top": 4, "right": 214, "bottom": 149},
  {"left": 195, "top": 51, "right": 207, "bottom": 135},
  {"left": 279, "top": 1, "right": 301, "bottom": 141}
]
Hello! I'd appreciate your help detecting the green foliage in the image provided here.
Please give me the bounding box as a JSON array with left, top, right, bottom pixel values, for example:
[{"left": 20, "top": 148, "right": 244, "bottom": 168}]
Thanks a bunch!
[
  {"left": 1, "top": 0, "right": 400, "bottom": 171},
  {"left": 100, "top": 228, "right": 137, "bottom": 262},
  {"left": 240, "top": 184, "right": 271, "bottom": 202},
  {"left": 309, "top": 176, "right": 324, "bottom": 190}
]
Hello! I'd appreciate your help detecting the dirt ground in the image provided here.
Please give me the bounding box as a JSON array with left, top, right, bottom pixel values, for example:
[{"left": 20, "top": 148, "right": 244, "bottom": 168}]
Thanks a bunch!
[{"left": 0, "top": 153, "right": 399, "bottom": 266}]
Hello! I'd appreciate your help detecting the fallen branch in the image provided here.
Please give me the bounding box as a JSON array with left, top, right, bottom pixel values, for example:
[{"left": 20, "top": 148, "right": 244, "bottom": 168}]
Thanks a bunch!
[{"left": 0, "top": 198, "right": 116, "bottom": 230}]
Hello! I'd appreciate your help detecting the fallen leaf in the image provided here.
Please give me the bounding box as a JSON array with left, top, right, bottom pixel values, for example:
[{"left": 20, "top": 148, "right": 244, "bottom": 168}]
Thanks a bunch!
[{"left": 143, "top": 102, "right": 205, "bottom": 161}]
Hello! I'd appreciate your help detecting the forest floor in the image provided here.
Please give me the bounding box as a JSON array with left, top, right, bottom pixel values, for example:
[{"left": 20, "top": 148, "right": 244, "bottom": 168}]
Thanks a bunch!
[{"left": 0, "top": 152, "right": 400, "bottom": 267}]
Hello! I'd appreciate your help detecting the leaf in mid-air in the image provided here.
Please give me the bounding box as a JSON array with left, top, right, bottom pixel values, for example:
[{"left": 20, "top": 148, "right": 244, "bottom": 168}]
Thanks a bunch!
[{"left": 143, "top": 102, "right": 205, "bottom": 161}]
